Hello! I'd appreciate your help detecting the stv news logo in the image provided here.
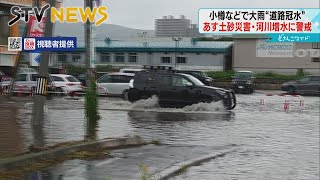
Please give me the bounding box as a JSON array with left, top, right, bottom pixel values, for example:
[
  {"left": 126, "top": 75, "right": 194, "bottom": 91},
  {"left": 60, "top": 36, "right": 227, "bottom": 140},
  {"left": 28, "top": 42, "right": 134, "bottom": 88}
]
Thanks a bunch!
[{"left": 8, "top": 4, "right": 108, "bottom": 27}]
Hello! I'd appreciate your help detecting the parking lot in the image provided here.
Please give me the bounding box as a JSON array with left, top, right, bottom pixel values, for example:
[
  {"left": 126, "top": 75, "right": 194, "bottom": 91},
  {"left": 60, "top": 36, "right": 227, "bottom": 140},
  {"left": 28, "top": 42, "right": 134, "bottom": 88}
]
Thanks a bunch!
[{"left": 0, "top": 91, "right": 319, "bottom": 179}]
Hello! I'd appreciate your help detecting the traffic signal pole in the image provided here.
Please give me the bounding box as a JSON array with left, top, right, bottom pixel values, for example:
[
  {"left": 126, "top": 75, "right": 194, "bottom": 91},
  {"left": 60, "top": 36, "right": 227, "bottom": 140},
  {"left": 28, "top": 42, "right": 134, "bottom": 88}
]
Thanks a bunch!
[{"left": 32, "top": 0, "right": 55, "bottom": 125}]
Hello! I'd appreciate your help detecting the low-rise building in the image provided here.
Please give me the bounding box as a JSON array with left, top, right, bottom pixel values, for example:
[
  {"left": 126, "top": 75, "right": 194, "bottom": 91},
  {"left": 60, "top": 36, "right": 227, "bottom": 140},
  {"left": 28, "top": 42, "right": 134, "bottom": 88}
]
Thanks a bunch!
[
  {"left": 50, "top": 39, "right": 233, "bottom": 71},
  {"left": 232, "top": 34, "right": 320, "bottom": 74}
]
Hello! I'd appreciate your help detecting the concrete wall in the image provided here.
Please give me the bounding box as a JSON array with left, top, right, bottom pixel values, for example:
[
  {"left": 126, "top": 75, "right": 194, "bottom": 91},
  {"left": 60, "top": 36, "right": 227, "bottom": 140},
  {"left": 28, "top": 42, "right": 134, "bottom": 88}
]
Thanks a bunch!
[{"left": 233, "top": 39, "right": 320, "bottom": 74}]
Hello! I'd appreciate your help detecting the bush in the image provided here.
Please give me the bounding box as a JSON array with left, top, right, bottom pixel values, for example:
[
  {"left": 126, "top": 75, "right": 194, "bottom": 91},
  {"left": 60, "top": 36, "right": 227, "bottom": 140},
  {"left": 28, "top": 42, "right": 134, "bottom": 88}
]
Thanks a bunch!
[
  {"left": 208, "top": 70, "right": 307, "bottom": 81},
  {"left": 96, "top": 65, "right": 113, "bottom": 72},
  {"left": 65, "top": 64, "right": 86, "bottom": 76},
  {"left": 207, "top": 71, "right": 235, "bottom": 80}
]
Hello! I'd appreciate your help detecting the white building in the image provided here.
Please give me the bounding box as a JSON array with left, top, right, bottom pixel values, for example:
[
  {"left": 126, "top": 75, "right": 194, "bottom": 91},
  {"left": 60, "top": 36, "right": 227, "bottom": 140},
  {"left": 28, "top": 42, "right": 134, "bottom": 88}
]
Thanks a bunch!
[
  {"left": 50, "top": 39, "right": 233, "bottom": 71},
  {"left": 155, "top": 15, "right": 201, "bottom": 37},
  {"left": 233, "top": 34, "right": 320, "bottom": 74}
]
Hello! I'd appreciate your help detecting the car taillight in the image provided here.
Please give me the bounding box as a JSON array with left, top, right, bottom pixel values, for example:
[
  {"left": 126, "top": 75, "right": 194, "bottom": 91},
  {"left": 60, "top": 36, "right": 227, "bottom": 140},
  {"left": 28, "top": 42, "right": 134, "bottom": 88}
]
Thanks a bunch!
[{"left": 66, "top": 83, "right": 75, "bottom": 86}]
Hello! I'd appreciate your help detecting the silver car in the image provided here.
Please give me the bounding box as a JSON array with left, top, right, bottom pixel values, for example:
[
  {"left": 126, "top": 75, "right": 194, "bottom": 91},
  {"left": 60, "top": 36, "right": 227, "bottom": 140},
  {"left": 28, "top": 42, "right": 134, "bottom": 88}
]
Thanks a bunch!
[
  {"left": 96, "top": 72, "right": 135, "bottom": 98},
  {"left": 281, "top": 75, "right": 320, "bottom": 95}
]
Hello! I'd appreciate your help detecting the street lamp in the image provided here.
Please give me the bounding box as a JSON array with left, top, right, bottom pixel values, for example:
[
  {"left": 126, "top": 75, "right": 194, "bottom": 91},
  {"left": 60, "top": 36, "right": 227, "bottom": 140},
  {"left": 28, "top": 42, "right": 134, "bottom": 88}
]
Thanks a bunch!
[{"left": 172, "top": 37, "right": 183, "bottom": 67}]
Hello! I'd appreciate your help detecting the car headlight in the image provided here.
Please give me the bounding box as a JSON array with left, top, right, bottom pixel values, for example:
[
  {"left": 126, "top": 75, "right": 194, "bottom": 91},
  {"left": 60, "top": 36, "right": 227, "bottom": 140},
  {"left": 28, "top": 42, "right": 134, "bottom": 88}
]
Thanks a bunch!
[
  {"left": 205, "top": 78, "right": 211, "bottom": 82},
  {"left": 246, "top": 80, "right": 252, "bottom": 84}
]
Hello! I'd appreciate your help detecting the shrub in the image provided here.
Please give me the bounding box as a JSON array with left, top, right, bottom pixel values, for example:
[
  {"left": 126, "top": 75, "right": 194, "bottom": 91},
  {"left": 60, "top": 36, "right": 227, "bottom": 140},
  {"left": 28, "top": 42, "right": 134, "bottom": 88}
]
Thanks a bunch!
[{"left": 207, "top": 70, "right": 235, "bottom": 80}]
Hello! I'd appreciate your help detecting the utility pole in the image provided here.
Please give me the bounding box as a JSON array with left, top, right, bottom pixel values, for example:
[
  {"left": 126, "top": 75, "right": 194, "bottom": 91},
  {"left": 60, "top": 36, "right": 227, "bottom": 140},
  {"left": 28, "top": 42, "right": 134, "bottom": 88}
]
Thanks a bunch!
[
  {"left": 84, "top": 0, "right": 98, "bottom": 140},
  {"left": 172, "top": 37, "right": 182, "bottom": 67},
  {"left": 32, "top": 0, "right": 56, "bottom": 125}
]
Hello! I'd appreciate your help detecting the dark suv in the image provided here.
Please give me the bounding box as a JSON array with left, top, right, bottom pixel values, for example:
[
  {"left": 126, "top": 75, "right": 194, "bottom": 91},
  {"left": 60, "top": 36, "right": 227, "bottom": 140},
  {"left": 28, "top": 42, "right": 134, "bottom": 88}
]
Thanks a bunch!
[
  {"left": 176, "top": 70, "right": 214, "bottom": 86},
  {"left": 231, "top": 71, "right": 255, "bottom": 94},
  {"left": 127, "top": 66, "right": 236, "bottom": 110}
]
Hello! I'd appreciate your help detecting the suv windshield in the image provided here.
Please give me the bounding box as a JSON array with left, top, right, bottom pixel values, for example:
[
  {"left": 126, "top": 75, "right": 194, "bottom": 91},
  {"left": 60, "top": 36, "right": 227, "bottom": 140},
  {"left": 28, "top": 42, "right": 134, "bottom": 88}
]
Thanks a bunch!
[
  {"left": 184, "top": 74, "right": 204, "bottom": 86},
  {"left": 235, "top": 72, "right": 252, "bottom": 80}
]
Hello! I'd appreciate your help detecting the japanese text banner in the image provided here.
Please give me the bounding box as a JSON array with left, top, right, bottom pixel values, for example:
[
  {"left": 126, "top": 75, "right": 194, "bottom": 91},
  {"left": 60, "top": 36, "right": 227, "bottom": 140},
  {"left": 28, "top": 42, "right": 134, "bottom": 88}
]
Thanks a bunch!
[{"left": 198, "top": 8, "right": 320, "bottom": 34}]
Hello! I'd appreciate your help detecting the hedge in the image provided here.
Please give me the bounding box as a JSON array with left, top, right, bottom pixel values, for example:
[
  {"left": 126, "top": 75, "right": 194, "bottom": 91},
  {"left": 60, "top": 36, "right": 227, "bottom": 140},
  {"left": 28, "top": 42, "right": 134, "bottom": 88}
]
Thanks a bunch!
[{"left": 207, "top": 70, "right": 309, "bottom": 81}]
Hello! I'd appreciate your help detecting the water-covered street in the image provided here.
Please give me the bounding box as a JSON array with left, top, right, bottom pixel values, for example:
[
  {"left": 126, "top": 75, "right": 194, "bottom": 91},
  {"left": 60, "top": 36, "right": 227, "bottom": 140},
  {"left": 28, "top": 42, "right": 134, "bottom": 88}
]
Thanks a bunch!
[{"left": 0, "top": 92, "right": 319, "bottom": 180}]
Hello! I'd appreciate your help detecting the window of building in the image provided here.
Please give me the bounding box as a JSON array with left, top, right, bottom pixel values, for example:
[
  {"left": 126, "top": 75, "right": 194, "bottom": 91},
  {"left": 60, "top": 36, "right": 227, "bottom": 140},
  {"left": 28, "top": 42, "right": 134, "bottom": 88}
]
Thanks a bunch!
[
  {"left": 128, "top": 53, "right": 138, "bottom": 63},
  {"left": 57, "top": 53, "right": 67, "bottom": 63},
  {"left": 312, "top": 57, "right": 320, "bottom": 62},
  {"left": 177, "top": 57, "right": 187, "bottom": 64},
  {"left": 71, "top": 53, "right": 81, "bottom": 63},
  {"left": 161, "top": 57, "right": 171, "bottom": 63},
  {"left": 115, "top": 53, "right": 125, "bottom": 63},
  {"left": 100, "top": 53, "right": 111, "bottom": 63},
  {"left": 312, "top": 42, "right": 320, "bottom": 49}
]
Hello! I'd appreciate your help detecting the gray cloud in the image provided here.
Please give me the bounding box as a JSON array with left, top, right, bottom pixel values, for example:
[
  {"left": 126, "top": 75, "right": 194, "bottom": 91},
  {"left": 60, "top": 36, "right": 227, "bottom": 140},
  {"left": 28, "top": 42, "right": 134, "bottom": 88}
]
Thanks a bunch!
[{"left": 62, "top": 0, "right": 320, "bottom": 30}]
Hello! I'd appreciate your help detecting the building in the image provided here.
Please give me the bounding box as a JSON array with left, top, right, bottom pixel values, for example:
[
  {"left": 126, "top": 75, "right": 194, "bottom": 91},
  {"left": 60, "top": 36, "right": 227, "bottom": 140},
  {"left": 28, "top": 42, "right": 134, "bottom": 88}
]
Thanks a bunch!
[
  {"left": 0, "top": 0, "right": 62, "bottom": 66},
  {"left": 155, "top": 15, "right": 201, "bottom": 37},
  {"left": 0, "top": 0, "right": 30, "bottom": 66},
  {"left": 50, "top": 39, "right": 233, "bottom": 71},
  {"left": 233, "top": 34, "right": 320, "bottom": 74}
]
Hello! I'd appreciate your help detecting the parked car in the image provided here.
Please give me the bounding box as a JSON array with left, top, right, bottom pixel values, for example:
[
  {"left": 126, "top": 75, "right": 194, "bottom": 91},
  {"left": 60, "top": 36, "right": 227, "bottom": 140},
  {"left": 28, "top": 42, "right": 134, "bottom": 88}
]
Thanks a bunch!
[
  {"left": 119, "top": 68, "right": 144, "bottom": 74},
  {"left": 78, "top": 72, "right": 109, "bottom": 87},
  {"left": 0, "top": 70, "right": 11, "bottom": 82},
  {"left": 281, "top": 75, "right": 320, "bottom": 95},
  {"left": 50, "top": 74, "right": 84, "bottom": 95},
  {"left": 127, "top": 66, "right": 236, "bottom": 110},
  {"left": 96, "top": 72, "right": 135, "bottom": 98},
  {"left": 231, "top": 71, "right": 255, "bottom": 94},
  {"left": 2, "top": 72, "right": 52, "bottom": 94},
  {"left": 49, "top": 67, "right": 67, "bottom": 74},
  {"left": 176, "top": 70, "right": 214, "bottom": 86},
  {"left": 0, "top": 66, "right": 14, "bottom": 77}
]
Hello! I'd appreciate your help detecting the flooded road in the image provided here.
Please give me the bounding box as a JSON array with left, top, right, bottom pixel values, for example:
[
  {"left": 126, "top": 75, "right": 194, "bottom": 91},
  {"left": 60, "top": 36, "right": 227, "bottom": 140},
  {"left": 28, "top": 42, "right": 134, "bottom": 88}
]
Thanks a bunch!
[{"left": 0, "top": 92, "right": 319, "bottom": 180}]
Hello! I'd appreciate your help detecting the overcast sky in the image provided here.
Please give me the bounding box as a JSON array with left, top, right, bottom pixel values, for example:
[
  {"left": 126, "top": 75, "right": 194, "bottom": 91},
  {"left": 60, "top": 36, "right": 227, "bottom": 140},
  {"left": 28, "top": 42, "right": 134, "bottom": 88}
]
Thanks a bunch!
[{"left": 63, "top": 0, "right": 320, "bottom": 30}]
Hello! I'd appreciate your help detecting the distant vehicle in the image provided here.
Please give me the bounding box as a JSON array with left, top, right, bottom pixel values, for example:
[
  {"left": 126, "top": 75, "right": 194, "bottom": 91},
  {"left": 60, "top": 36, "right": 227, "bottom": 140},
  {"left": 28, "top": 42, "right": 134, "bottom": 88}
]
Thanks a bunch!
[
  {"left": 128, "top": 66, "right": 236, "bottom": 110},
  {"left": 2, "top": 72, "right": 52, "bottom": 94},
  {"left": 281, "top": 75, "right": 320, "bottom": 95},
  {"left": 50, "top": 74, "right": 83, "bottom": 95},
  {"left": 119, "top": 68, "right": 144, "bottom": 74},
  {"left": 77, "top": 72, "right": 109, "bottom": 87},
  {"left": 0, "top": 66, "right": 14, "bottom": 77},
  {"left": 49, "top": 67, "right": 67, "bottom": 74},
  {"left": 96, "top": 72, "right": 135, "bottom": 98},
  {"left": 0, "top": 70, "right": 11, "bottom": 82},
  {"left": 231, "top": 71, "right": 255, "bottom": 94},
  {"left": 176, "top": 70, "right": 214, "bottom": 86}
]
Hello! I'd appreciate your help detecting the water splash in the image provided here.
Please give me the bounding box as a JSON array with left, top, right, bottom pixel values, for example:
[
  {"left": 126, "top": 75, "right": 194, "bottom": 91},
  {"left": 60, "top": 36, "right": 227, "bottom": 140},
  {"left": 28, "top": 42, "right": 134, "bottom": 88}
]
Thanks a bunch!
[
  {"left": 132, "top": 96, "right": 160, "bottom": 109},
  {"left": 130, "top": 96, "right": 226, "bottom": 113},
  {"left": 183, "top": 101, "right": 226, "bottom": 112}
]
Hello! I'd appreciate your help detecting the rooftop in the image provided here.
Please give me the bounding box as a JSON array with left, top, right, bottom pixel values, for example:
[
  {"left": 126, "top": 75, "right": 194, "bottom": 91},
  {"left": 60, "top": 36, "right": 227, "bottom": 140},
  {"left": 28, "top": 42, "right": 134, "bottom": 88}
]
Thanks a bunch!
[{"left": 74, "top": 40, "right": 233, "bottom": 53}]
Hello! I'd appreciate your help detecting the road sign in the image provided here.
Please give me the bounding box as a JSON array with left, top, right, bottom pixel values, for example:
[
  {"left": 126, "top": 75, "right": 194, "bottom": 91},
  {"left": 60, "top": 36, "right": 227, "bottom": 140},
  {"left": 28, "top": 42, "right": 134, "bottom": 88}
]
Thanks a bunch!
[{"left": 35, "top": 54, "right": 41, "bottom": 63}]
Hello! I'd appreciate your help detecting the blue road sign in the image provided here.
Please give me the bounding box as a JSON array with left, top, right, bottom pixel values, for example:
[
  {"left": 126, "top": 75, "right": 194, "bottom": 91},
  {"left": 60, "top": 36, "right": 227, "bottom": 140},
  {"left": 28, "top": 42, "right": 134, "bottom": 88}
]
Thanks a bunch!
[{"left": 35, "top": 54, "right": 41, "bottom": 63}]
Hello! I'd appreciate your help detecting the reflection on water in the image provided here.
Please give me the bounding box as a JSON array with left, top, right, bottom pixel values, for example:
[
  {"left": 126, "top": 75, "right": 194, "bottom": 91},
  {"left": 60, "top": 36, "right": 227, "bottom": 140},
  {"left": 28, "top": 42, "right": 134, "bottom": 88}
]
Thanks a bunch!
[{"left": 0, "top": 104, "right": 24, "bottom": 157}]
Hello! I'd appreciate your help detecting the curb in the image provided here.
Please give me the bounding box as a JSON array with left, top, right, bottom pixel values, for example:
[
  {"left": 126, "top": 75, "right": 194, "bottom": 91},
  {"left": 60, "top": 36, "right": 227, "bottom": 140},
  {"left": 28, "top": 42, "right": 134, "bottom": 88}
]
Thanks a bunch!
[
  {"left": 0, "top": 136, "right": 146, "bottom": 171},
  {"left": 155, "top": 148, "right": 237, "bottom": 180}
]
